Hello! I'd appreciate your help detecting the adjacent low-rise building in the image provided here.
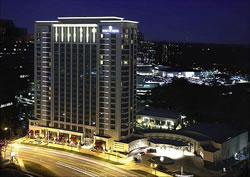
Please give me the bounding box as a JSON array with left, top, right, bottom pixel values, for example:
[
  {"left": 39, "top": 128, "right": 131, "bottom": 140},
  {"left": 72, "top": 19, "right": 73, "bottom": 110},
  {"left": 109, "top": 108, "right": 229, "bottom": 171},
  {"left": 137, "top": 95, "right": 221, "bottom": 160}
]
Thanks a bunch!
[
  {"left": 153, "top": 65, "right": 200, "bottom": 78},
  {"left": 137, "top": 107, "right": 181, "bottom": 130},
  {"left": 111, "top": 123, "right": 248, "bottom": 164}
]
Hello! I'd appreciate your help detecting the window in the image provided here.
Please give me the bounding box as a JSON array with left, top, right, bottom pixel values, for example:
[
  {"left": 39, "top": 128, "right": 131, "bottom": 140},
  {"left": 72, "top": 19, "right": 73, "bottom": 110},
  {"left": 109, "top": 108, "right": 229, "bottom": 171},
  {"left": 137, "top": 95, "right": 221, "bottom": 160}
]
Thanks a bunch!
[
  {"left": 99, "top": 129, "right": 104, "bottom": 135},
  {"left": 121, "top": 130, "right": 128, "bottom": 136},
  {"left": 78, "top": 127, "right": 83, "bottom": 132},
  {"left": 111, "top": 34, "right": 116, "bottom": 38}
]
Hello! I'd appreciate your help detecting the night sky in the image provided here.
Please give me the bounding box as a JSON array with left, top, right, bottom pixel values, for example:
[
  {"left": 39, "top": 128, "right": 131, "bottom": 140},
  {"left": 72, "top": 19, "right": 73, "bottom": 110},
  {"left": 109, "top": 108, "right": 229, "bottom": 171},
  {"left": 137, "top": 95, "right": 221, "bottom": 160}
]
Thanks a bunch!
[{"left": 0, "top": 0, "right": 249, "bottom": 44}]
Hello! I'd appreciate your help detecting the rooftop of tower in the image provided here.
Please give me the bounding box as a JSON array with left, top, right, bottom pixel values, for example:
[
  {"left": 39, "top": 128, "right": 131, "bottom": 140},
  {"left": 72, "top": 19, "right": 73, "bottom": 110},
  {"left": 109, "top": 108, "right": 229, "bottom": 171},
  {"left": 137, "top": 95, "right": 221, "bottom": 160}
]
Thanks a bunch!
[
  {"left": 35, "top": 16, "right": 139, "bottom": 24},
  {"left": 57, "top": 16, "right": 124, "bottom": 20}
]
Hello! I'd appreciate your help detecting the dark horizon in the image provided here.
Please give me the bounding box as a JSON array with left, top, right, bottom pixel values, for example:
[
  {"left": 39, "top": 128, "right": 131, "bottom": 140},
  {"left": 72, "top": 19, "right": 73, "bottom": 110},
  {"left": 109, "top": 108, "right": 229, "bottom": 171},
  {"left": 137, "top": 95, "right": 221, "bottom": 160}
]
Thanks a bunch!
[
  {"left": 148, "top": 40, "right": 250, "bottom": 46},
  {"left": 0, "top": 0, "right": 249, "bottom": 45}
]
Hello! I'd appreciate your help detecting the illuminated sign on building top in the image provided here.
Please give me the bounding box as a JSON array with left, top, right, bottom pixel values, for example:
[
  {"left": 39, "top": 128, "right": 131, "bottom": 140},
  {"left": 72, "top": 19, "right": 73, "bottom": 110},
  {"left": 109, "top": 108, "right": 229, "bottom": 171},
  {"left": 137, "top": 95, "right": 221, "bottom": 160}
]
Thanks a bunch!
[{"left": 102, "top": 26, "right": 119, "bottom": 33}]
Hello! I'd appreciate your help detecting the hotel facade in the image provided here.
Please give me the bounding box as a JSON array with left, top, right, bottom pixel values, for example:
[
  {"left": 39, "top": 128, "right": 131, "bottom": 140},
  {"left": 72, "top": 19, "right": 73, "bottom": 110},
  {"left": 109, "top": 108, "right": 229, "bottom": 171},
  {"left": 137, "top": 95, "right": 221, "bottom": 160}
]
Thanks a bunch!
[{"left": 30, "top": 17, "right": 138, "bottom": 150}]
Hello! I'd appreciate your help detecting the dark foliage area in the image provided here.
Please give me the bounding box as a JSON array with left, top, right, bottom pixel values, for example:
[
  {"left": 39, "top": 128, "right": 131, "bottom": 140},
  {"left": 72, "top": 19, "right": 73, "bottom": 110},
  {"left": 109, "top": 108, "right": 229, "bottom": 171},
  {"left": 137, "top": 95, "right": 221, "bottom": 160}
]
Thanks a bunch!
[
  {"left": 0, "top": 38, "right": 33, "bottom": 139},
  {"left": 0, "top": 105, "right": 23, "bottom": 139},
  {"left": 151, "top": 78, "right": 250, "bottom": 131}
]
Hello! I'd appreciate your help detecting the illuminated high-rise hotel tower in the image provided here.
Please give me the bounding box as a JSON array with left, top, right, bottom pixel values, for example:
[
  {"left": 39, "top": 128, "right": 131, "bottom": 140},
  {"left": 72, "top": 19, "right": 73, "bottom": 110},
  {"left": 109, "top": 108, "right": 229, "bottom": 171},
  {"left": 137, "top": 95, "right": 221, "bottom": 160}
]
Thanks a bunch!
[{"left": 32, "top": 17, "right": 138, "bottom": 147}]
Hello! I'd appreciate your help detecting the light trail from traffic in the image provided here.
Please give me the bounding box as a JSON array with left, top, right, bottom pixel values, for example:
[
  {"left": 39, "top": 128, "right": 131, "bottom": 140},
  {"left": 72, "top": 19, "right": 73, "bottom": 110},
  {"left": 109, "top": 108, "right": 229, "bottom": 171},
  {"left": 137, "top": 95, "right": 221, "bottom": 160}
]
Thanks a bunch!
[{"left": 6, "top": 143, "right": 142, "bottom": 177}]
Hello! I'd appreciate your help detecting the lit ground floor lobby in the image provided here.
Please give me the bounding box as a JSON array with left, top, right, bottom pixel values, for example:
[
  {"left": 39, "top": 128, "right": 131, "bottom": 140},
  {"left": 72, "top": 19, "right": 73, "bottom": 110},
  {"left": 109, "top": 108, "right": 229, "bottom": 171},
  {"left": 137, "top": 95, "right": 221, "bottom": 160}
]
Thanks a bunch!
[{"left": 27, "top": 126, "right": 93, "bottom": 146}]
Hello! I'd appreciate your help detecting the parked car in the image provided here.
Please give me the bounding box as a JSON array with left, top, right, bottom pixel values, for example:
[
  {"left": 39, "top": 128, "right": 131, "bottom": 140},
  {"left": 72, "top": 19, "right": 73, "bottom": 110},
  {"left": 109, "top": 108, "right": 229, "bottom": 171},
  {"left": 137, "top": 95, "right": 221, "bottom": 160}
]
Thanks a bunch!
[
  {"left": 138, "top": 152, "right": 145, "bottom": 156},
  {"left": 156, "top": 165, "right": 167, "bottom": 171},
  {"left": 147, "top": 148, "right": 156, "bottom": 153},
  {"left": 133, "top": 157, "right": 141, "bottom": 163}
]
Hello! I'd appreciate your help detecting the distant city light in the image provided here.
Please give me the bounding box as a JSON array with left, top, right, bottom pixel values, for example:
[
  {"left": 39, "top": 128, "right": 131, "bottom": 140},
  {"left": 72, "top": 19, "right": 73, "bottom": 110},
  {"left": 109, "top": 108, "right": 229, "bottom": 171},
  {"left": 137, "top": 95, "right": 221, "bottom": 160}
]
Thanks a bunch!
[{"left": 0, "top": 102, "right": 13, "bottom": 109}]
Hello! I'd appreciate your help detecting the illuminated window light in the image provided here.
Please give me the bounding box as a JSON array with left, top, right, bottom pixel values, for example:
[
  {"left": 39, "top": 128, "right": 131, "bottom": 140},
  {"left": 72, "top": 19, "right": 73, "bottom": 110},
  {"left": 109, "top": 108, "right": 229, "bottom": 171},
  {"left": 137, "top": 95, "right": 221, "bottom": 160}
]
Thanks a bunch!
[
  {"left": 86, "top": 27, "right": 89, "bottom": 43},
  {"left": 55, "top": 27, "right": 58, "bottom": 42},
  {"left": 92, "top": 27, "right": 97, "bottom": 43},
  {"left": 67, "top": 27, "right": 70, "bottom": 42},
  {"left": 61, "top": 27, "right": 64, "bottom": 42},
  {"left": 80, "top": 27, "right": 83, "bottom": 42},
  {"left": 73, "top": 27, "right": 76, "bottom": 42}
]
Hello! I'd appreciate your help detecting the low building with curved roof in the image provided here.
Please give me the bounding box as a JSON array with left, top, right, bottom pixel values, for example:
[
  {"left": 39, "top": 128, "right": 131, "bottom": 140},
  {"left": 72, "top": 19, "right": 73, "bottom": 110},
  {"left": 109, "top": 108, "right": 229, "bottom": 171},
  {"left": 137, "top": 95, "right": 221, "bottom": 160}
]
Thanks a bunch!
[{"left": 113, "top": 123, "right": 248, "bottom": 164}]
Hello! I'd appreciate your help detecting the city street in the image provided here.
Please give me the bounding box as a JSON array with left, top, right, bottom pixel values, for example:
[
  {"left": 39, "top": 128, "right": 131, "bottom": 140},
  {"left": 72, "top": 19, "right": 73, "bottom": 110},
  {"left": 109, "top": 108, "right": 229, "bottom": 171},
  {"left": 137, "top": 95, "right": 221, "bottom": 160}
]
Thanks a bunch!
[{"left": 4, "top": 143, "right": 146, "bottom": 177}]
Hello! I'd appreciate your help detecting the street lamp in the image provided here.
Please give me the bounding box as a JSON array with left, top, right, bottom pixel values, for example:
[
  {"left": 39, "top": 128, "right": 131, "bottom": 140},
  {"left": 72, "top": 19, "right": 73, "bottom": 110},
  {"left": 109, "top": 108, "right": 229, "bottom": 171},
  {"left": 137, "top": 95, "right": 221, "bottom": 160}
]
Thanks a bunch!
[
  {"left": 3, "top": 128, "right": 10, "bottom": 160},
  {"left": 3, "top": 127, "right": 11, "bottom": 139},
  {"left": 154, "top": 164, "right": 158, "bottom": 176}
]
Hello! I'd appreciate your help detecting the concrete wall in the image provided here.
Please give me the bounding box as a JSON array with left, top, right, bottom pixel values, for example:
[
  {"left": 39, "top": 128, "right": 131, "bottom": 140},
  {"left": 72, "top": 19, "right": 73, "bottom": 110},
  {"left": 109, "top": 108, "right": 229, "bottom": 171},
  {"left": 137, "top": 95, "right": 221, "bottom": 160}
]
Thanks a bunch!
[
  {"left": 113, "top": 141, "right": 129, "bottom": 153},
  {"left": 200, "top": 147, "right": 215, "bottom": 162},
  {"left": 129, "top": 138, "right": 148, "bottom": 152},
  {"left": 112, "top": 138, "right": 149, "bottom": 153},
  {"left": 220, "top": 131, "right": 248, "bottom": 161}
]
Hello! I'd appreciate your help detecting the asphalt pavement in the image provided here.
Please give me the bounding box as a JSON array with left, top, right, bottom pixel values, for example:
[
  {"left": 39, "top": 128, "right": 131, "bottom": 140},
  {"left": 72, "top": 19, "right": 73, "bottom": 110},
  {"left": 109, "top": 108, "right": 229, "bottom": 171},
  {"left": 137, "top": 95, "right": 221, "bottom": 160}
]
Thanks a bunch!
[{"left": 5, "top": 143, "right": 144, "bottom": 177}]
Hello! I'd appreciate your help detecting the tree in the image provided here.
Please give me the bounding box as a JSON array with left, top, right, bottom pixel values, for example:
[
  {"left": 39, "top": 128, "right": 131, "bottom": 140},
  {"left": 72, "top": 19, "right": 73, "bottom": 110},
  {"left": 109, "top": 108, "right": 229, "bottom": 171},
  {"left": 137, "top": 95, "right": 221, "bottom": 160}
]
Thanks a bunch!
[{"left": 151, "top": 78, "right": 250, "bottom": 131}]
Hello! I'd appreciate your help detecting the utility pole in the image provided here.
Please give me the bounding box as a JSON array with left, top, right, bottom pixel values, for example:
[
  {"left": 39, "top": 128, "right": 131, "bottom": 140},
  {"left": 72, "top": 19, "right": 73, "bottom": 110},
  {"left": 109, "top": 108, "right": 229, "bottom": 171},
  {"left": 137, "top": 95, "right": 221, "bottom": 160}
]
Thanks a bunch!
[
  {"left": 4, "top": 139, "right": 8, "bottom": 160},
  {"left": 9, "top": 128, "right": 11, "bottom": 140},
  {"left": 47, "top": 130, "right": 49, "bottom": 145}
]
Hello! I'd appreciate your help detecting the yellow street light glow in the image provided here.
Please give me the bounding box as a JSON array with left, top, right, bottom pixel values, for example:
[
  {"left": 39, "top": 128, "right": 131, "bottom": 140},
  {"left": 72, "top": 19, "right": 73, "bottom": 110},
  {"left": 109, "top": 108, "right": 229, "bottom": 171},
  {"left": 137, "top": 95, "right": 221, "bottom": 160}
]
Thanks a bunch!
[
  {"left": 4, "top": 127, "right": 8, "bottom": 130},
  {"left": 10, "top": 152, "right": 16, "bottom": 157}
]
